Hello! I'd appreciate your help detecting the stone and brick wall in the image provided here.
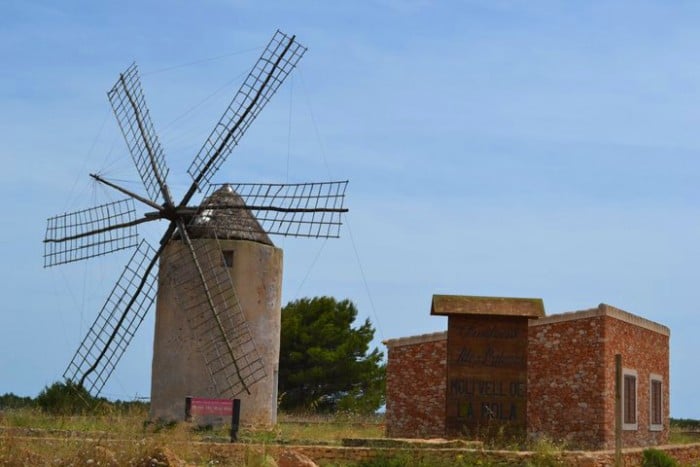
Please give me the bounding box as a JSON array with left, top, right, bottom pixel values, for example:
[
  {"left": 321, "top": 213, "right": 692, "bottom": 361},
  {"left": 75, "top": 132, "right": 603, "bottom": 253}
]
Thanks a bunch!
[
  {"left": 384, "top": 332, "right": 447, "bottom": 438},
  {"left": 528, "top": 304, "right": 670, "bottom": 449},
  {"left": 527, "top": 310, "right": 608, "bottom": 448},
  {"left": 602, "top": 305, "right": 670, "bottom": 448}
]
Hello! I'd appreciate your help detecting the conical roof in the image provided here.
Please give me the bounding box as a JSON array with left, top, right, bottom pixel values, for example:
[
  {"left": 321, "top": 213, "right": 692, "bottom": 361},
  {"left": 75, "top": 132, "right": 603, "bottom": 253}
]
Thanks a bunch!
[{"left": 187, "top": 184, "right": 273, "bottom": 245}]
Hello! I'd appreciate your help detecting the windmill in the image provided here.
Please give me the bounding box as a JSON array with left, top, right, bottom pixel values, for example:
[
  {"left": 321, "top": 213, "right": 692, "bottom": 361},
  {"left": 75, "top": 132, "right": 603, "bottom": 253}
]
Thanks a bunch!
[{"left": 43, "top": 30, "right": 348, "bottom": 425}]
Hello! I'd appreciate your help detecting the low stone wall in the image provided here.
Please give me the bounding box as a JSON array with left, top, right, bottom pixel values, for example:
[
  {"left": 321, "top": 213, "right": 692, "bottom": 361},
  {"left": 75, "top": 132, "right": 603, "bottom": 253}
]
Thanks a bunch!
[
  {"left": 209, "top": 442, "right": 700, "bottom": 465},
  {"left": 197, "top": 441, "right": 700, "bottom": 465},
  {"left": 562, "top": 444, "right": 700, "bottom": 466},
  {"left": 8, "top": 434, "right": 700, "bottom": 466}
]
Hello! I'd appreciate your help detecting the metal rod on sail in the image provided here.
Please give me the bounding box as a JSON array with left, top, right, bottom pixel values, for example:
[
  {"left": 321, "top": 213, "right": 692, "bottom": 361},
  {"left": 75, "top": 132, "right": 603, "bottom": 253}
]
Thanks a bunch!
[
  {"left": 90, "top": 173, "right": 164, "bottom": 211},
  {"left": 44, "top": 216, "right": 153, "bottom": 244}
]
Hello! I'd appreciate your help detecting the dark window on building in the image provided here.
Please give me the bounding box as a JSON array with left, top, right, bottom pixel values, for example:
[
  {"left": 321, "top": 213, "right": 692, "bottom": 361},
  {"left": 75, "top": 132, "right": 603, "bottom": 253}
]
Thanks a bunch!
[
  {"left": 222, "top": 250, "right": 234, "bottom": 268},
  {"left": 651, "top": 377, "right": 663, "bottom": 428},
  {"left": 623, "top": 374, "right": 637, "bottom": 426}
]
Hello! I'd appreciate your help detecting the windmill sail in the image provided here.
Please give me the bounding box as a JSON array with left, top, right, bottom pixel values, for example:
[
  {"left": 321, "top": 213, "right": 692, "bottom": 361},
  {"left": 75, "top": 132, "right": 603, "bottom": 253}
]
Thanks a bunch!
[
  {"left": 44, "top": 198, "right": 141, "bottom": 267},
  {"left": 206, "top": 181, "right": 349, "bottom": 238},
  {"left": 64, "top": 240, "right": 158, "bottom": 394},
  {"left": 185, "top": 30, "right": 307, "bottom": 197},
  {"left": 108, "top": 63, "right": 173, "bottom": 206}
]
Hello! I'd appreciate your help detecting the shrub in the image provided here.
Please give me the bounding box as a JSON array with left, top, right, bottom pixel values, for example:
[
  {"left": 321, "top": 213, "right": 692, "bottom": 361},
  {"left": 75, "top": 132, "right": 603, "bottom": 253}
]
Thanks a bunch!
[
  {"left": 36, "top": 380, "right": 98, "bottom": 415},
  {"left": 642, "top": 448, "right": 678, "bottom": 467},
  {"left": 356, "top": 456, "right": 407, "bottom": 467},
  {"left": 0, "top": 393, "right": 35, "bottom": 410},
  {"left": 525, "top": 437, "right": 565, "bottom": 467}
]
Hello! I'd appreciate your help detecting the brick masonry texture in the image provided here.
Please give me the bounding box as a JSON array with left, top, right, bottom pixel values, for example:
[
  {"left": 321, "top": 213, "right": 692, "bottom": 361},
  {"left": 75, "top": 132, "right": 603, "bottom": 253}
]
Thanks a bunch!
[
  {"left": 603, "top": 308, "right": 670, "bottom": 448},
  {"left": 528, "top": 304, "right": 670, "bottom": 449},
  {"left": 385, "top": 303, "right": 670, "bottom": 451},
  {"left": 384, "top": 332, "right": 447, "bottom": 438},
  {"left": 527, "top": 313, "right": 608, "bottom": 448}
]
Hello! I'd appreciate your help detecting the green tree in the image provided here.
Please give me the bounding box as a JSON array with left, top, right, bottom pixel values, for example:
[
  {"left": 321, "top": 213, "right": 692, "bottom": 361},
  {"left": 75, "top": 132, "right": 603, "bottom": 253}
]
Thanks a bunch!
[{"left": 279, "top": 296, "right": 385, "bottom": 413}]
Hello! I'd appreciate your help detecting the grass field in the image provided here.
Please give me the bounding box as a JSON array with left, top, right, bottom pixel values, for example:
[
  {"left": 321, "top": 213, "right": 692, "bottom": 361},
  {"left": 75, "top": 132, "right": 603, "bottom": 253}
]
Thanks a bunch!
[
  {"left": 1, "top": 406, "right": 384, "bottom": 442},
  {"left": 0, "top": 406, "right": 386, "bottom": 465},
  {"left": 1, "top": 406, "right": 698, "bottom": 466}
]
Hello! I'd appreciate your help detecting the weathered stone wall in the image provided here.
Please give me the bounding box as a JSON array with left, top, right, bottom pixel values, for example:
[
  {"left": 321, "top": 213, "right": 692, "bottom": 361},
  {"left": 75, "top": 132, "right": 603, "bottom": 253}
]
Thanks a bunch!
[
  {"left": 384, "top": 332, "right": 447, "bottom": 438},
  {"left": 285, "top": 443, "right": 700, "bottom": 466},
  {"left": 527, "top": 312, "right": 607, "bottom": 448},
  {"left": 528, "top": 305, "right": 670, "bottom": 449},
  {"left": 601, "top": 305, "right": 670, "bottom": 448}
]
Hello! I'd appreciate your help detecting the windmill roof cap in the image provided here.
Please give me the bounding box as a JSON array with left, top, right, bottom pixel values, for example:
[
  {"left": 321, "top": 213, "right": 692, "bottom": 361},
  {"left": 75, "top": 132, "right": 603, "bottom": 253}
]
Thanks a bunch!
[{"left": 187, "top": 185, "right": 273, "bottom": 245}]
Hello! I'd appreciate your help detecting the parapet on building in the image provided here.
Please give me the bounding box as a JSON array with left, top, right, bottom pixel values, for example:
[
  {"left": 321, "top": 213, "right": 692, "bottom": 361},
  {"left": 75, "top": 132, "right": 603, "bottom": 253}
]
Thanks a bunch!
[{"left": 383, "top": 295, "right": 670, "bottom": 450}]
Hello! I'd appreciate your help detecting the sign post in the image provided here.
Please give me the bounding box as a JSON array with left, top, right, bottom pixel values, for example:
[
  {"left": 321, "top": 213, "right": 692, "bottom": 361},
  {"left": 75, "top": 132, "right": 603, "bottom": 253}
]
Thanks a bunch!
[{"left": 230, "top": 399, "right": 241, "bottom": 442}]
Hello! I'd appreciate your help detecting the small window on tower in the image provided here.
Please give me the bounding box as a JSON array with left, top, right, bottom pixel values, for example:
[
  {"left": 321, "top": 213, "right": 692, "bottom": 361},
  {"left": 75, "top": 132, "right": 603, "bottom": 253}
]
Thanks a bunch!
[{"left": 222, "top": 250, "right": 234, "bottom": 268}]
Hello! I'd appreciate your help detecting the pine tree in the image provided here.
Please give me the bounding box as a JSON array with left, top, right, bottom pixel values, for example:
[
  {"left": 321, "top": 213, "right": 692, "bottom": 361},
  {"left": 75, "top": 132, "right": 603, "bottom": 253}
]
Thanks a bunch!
[{"left": 279, "top": 297, "right": 385, "bottom": 413}]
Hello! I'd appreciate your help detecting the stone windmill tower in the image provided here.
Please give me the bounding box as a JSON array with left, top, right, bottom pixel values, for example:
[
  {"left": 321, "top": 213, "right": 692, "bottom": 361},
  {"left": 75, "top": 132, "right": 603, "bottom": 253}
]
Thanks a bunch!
[
  {"left": 43, "top": 31, "right": 348, "bottom": 426},
  {"left": 152, "top": 185, "right": 284, "bottom": 425}
]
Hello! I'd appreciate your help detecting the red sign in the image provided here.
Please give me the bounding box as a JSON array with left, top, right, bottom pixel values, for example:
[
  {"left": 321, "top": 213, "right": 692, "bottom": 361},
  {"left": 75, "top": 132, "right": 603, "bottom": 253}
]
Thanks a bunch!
[{"left": 188, "top": 397, "right": 234, "bottom": 416}]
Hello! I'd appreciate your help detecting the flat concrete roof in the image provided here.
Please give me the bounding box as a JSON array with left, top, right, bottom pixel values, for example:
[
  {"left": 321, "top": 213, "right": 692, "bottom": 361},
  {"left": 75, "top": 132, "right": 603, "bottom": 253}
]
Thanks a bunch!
[{"left": 430, "top": 294, "right": 545, "bottom": 318}]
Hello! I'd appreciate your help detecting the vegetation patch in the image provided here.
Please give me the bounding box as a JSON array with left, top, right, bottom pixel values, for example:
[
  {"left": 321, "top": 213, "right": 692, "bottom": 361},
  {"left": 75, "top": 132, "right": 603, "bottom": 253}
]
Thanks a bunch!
[{"left": 642, "top": 448, "right": 679, "bottom": 467}]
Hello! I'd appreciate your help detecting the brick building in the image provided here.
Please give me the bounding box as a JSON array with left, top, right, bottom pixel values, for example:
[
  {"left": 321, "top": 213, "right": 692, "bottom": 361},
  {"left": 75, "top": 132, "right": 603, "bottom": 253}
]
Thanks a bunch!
[{"left": 383, "top": 296, "right": 670, "bottom": 449}]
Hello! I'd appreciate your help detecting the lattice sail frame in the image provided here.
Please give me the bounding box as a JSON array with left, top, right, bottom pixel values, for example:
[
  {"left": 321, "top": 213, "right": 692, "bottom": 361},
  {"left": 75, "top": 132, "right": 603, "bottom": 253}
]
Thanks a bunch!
[
  {"left": 205, "top": 181, "right": 349, "bottom": 238},
  {"left": 63, "top": 240, "right": 158, "bottom": 394},
  {"left": 188, "top": 30, "right": 307, "bottom": 190},
  {"left": 108, "top": 63, "right": 171, "bottom": 205},
  {"left": 163, "top": 233, "right": 266, "bottom": 396},
  {"left": 44, "top": 199, "right": 139, "bottom": 267}
]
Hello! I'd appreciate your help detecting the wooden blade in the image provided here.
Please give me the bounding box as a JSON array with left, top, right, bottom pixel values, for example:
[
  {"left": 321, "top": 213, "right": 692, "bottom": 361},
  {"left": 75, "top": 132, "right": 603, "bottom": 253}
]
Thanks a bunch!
[
  {"left": 182, "top": 31, "right": 306, "bottom": 203},
  {"left": 63, "top": 240, "right": 159, "bottom": 395},
  {"left": 43, "top": 198, "right": 142, "bottom": 267},
  {"left": 164, "top": 224, "right": 265, "bottom": 397},
  {"left": 108, "top": 63, "right": 173, "bottom": 206}
]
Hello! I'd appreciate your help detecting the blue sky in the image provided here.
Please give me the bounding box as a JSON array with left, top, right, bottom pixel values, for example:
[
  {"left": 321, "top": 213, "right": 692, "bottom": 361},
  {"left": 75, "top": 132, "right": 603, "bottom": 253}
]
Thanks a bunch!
[{"left": 1, "top": 1, "right": 698, "bottom": 419}]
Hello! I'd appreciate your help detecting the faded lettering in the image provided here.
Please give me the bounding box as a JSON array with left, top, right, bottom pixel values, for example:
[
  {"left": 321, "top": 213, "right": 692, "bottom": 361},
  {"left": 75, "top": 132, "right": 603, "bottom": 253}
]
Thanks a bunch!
[{"left": 457, "top": 346, "right": 524, "bottom": 368}]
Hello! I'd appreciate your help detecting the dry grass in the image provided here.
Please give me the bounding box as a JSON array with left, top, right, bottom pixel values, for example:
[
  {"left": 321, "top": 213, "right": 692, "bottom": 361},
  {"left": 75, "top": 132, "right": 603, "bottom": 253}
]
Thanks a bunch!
[
  {"left": 0, "top": 407, "right": 384, "bottom": 465},
  {"left": 274, "top": 412, "right": 384, "bottom": 444},
  {"left": 3, "top": 408, "right": 696, "bottom": 466}
]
